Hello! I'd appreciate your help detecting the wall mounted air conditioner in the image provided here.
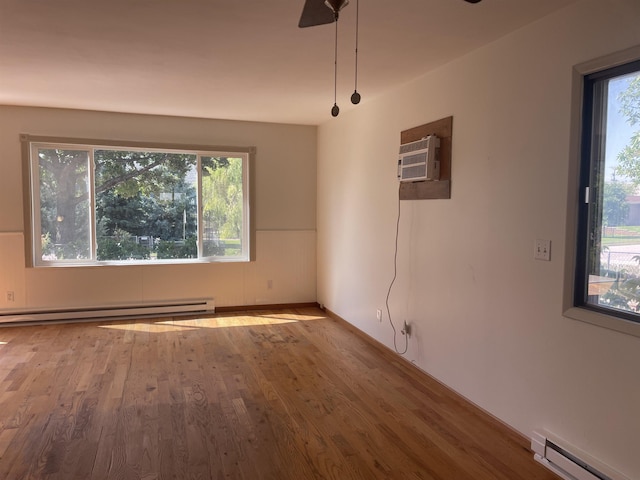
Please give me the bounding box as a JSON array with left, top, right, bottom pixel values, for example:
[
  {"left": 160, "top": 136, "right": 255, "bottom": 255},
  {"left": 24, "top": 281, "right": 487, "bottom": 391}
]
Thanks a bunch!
[{"left": 397, "top": 135, "right": 440, "bottom": 182}]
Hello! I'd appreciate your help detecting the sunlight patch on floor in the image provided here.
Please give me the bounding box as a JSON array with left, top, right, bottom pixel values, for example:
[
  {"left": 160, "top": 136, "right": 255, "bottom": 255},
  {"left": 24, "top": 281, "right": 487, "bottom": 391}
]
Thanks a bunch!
[
  {"left": 98, "top": 323, "right": 196, "bottom": 333},
  {"left": 183, "top": 316, "right": 299, "bottom": 328},
  {"left": 254, "top": 313, "right": 325, "bottom": 322},
  {"left": 96, "top": 313, "right": 318, "bottom": 332}
]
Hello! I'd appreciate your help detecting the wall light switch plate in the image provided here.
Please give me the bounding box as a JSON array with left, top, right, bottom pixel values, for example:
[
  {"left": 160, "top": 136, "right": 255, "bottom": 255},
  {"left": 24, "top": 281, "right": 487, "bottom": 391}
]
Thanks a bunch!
[{"left": 534, "top": 239, "right": 551, "bottom": 261}]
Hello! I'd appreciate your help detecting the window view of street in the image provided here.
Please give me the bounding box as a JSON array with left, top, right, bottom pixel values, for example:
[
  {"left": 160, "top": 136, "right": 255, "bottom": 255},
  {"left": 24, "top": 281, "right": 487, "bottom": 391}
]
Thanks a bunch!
[{"left": 588, "top": 68, "right": 640, "bottom": 316}]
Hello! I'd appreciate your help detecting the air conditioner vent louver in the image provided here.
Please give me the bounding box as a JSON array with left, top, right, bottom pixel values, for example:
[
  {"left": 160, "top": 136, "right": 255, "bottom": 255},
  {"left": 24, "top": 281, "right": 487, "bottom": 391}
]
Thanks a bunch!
[
  {"left": 402, "top": 153, "right": 427, "bottom": 166},
  {"left": 399, "top": 137, "right": 432, "bottom": 155}
]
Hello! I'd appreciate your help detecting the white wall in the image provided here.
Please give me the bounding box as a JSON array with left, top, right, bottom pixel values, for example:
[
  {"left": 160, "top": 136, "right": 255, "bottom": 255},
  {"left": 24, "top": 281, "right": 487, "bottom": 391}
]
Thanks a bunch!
[
  {"left": 0, "top": 106, "right": 317, "bottom": 310},
  {"left": 317, "top": 0, "right": 640, "bottom": 477}
]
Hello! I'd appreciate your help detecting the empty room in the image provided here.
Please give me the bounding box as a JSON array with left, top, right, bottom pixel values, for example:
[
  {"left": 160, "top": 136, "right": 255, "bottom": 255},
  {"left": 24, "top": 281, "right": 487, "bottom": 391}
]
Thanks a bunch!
[{"left": 1, "top": 0, "right": 640, "bottom": 479}]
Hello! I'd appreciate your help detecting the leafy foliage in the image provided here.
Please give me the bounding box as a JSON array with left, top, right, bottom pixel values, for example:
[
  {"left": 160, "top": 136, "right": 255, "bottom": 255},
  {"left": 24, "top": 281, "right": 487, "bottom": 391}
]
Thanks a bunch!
[
  {"left": 619, "top": 75, "right": 640, "bottom": 126},
  {"left": 615, "top": 75, "right": 640, "bottom": 183},
  {"left": 156, "top": 237, "right": 197, "bottom": 259},
  {"left": 38, "top": 149, "right": 91, "bottom": 258},
  {"left": 601, "top": 271, "right": 640, "bottom": 313},
  {"left": 38, "top": 146, "right": 241, "bottom": 261},
  {"left": 202, "top": 157, "right": 243, "bottom": 252},
  {"left": 602, "top": 180, "right": 631, "bottom": 226},
  {"left": 97, "top": 228, "right": 150, "bottom": 261}
]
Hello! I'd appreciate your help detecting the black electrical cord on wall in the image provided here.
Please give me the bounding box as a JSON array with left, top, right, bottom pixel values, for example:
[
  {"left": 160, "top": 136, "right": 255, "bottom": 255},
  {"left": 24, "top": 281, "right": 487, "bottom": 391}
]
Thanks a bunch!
[{"left": 385, "top": 183, "right": 408, "bottom": 355}]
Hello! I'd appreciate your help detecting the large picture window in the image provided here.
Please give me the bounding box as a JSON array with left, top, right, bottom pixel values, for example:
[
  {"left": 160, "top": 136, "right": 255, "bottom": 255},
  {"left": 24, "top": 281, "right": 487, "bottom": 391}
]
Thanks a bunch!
[
  {"left": 23, "top": 137, "right": 254, "bottom": 266},
  {"left": 575, "top": 58, "right": 640, "bottom": 324}
]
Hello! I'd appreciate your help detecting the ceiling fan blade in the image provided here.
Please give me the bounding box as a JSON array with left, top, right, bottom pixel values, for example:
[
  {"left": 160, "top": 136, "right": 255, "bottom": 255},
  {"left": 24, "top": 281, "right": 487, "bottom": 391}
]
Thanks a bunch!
[{"left": 298, "top": 0, "right": 337, "bottom": 28}]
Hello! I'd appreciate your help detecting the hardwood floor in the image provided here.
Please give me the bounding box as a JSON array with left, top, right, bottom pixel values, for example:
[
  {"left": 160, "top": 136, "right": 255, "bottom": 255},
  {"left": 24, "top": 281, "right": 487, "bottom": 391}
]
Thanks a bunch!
[{"left": 0, "top": 307, "right": 559, "bottom": 480}]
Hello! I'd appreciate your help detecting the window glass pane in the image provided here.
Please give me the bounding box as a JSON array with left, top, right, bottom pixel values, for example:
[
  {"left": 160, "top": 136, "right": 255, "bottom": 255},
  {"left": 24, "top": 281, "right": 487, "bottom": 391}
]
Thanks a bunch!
[
  {"left": 94, "top": 150, "right": 198, "bottom": 261},
  {"left": 37, "top": 148, "right": 91, "bottom": 261},
  {"left": 586, "top": 68, "right": 640, "bottom": 317},
  {"left": 28, "top": 139, "right": 251, "bottom": 266},
  {"left": 201, "top": 156, "right": 244, "bottom": 258}
]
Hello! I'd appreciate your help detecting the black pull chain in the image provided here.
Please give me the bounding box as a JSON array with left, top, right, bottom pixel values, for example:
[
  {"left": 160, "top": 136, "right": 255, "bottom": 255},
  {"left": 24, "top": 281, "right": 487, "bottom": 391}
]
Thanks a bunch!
[
  {"left": 331, "top": 18, "right": 340, "bottom": 117},
  {"left": 351, "top": 0, "right": 361, "bottom": 105}
]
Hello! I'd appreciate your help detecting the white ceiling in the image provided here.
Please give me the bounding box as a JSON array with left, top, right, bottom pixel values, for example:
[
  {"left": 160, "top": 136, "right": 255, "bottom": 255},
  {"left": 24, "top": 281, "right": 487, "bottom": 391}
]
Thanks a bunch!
[{"left": 0, "top": 0, "right": 577, "bottom": 126}]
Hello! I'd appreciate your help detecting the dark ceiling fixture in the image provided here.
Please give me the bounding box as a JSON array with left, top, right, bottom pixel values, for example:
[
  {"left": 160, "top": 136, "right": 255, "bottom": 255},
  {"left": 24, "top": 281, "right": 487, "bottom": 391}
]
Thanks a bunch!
[
  {"left": 298, "top": 0, "right": 349, "bottom": 28},
  {"left": 299, "top": 0, "right": 483, "bottom": 116},
  {"left": 299, "top": 0, "right": 351, "bottom": 117}
]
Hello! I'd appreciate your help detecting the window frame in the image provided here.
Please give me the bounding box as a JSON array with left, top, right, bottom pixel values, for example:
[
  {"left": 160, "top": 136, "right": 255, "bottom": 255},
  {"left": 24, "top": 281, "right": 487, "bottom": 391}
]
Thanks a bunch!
[
  {"left": 564, "top": 45, "right": 640, "bottom": 338},
  {"left": 21, "top": 134, "right": 256, "bottom": 267}
]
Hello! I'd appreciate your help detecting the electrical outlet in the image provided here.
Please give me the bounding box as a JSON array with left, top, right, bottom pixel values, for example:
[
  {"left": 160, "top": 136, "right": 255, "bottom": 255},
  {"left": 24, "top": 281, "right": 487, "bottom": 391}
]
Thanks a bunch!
[
  {"left": 376, "top": 309, "right": 382, "bottom": 322},
  {"left": 534, "top": 239, "right": 551, "bottom": 261},
  {"left": 267, "top": 279, "right": 273, "bottom": 290},
  {"left": 6, "top": 291, "right": 14, "bottom": 302},
  {"left": 402, "top": 321, "right": 412, "bottom": 337}
]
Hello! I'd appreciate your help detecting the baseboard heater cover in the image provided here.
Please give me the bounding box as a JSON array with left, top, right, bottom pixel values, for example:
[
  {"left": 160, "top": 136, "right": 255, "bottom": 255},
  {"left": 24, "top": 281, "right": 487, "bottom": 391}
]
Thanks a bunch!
[
  {"left": 531, "top": 431, "right": 629, "bottom": 480},
  {"left": 0, "top": 298, "right": 215, "bottom": 324}
]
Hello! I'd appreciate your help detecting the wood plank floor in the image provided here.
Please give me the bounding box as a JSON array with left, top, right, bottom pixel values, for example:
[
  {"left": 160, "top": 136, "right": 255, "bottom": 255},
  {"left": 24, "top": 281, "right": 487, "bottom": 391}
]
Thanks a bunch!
[{"left": 0, "top": 307, "right": 559, "bottom": 480}]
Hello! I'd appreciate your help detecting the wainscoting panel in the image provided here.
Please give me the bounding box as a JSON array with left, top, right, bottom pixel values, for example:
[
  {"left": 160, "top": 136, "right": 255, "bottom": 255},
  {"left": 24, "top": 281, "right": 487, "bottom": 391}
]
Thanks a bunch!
[
  {"left": 247, "top": 230, "right": 317, "bottom": 306},
  {"left": 1, "top": 230, "right": 316, "bottom": 316},
  {"left": 0, "top": 233, "right": 25, "bottom": 309}
]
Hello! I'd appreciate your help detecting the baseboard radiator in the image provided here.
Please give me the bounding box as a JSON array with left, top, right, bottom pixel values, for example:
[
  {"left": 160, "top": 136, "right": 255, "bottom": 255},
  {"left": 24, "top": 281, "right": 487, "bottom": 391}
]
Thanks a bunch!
[
  {"left": 531, "top": 431, "right": 629, "bottom": 480},
  {"left": 0, "top": 298, "right": 215, "bottom": 325}
]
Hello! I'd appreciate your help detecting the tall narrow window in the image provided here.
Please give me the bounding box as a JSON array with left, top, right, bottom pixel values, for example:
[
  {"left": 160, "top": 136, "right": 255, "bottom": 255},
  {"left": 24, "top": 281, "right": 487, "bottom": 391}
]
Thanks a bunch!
[
  {"left": 576, "top": 59, "right": 640, "bottom": 322},
  {"left": 201, "top": 156, "right": 245, "bottom": 258},
  {"left": 37, "top": 148, "right": 92, "bottom": 262},
  {"left": 25, "top": 138, "right": 253, "bottom": 266}
]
